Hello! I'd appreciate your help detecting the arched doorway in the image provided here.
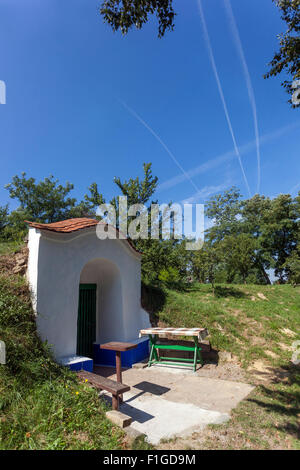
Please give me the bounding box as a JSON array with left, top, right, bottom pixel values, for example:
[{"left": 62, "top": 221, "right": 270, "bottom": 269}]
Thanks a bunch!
[{"left": 77, "top": 258, "right": 124, "bottom": 359}]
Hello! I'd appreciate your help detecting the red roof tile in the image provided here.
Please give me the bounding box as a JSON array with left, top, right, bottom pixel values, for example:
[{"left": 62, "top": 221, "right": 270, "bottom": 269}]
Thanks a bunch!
[
  {"left": 25, "top": 218, "right": 98, "bottom": 233},
  {"left": 25, "top": 218, "right": 142, "bottom": 254}
]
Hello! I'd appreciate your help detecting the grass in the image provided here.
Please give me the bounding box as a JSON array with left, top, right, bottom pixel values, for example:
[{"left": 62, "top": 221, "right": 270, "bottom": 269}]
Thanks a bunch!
[
  {"left": 0, "top": 240, "right": 23, "bottom": 256},
  {"left": 200, "top": 375, "right": 300, "bottom": 450},
  {"left": 0, "top": 243, "right": 127, "bottom": 450},
  {"left": 147, "top": 282, "right": 300, "bottom": 450},
  {"left": 151, "top": 283, "right": 300, "bottom": 368}
]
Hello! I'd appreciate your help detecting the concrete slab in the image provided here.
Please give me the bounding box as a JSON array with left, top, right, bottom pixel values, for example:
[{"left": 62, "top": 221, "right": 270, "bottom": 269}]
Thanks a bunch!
[
  {"left": 96, "top": 365, "right": 254, "bottom": 445},
  {"left": 120, "top": 392, "right": 229, "bottom": 445}
]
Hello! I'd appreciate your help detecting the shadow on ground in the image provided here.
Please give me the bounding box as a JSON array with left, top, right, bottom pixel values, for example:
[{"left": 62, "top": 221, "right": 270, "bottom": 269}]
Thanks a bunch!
[
  {"left": 247, "top": 364, "right": 300, "bottom": 440},
  {"left": 156, "top": 338, "right": 219, "bottom": 366},
  {"left": 214, "top": 285, "right": 248, "bottom": 299}
]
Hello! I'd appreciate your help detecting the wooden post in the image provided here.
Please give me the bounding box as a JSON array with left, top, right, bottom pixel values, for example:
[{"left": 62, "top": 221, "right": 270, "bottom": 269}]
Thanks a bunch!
[
  {"left": 115, "top": 351, "right": 122, "bottom": 402},
  {"left": 112, "top": 394, "right": 119, "bottom": 411}
]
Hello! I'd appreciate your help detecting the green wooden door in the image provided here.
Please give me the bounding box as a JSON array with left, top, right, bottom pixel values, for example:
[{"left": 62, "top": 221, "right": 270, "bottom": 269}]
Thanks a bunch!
[{"left": 76, "top": 284, "right": 97, "bottom": 358}]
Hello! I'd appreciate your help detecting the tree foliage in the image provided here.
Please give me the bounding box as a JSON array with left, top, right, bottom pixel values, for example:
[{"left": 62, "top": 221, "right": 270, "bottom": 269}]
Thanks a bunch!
[
  {"left": 265, "top": 0, "right": 300, "bottom": 106},
  {"left": 113, "top": 162, "right": 158, "bottom": 207},
  {"left": 0, "top": 204, "right": 9, "bottom": 232},
  {"left": 2, "top": 169, "right": 300, "bottom": 287},
  {"left": 5, "top": 174, "right": 78, "bottom": 224},
  {"left": 3, "top": 174, "right": 105, "bottom": 238},
  {"left": 201, "top": 187, "right": 300, "bottom": 285},
  {"left": 99, "top": 1, "right": 300, "bottom": 107},
  {"left": 100, "top": 0, "right": 176, "bottom": 38},
  {"left": 191, "top": 243, "right": 221, "bottom": 295}
]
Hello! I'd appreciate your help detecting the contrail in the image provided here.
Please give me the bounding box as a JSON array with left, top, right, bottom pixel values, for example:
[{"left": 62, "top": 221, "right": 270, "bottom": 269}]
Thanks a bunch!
[
  {"left": 224, "top": 0, "right": 261, "bottom": 194},
  {"left": 289, "top": 181, "right": 300, "bottom": 195},
  {"left": 158, "top": 121, "right": 300, "bottom": 192},
  {"left": 181, "top": 182, "right": 230, "bottom": 204},
  {"left": 120, "top": 99, "right": 200, "bottom": 194},
  {"left": 197, "top": 0, "right": 251, "bottom": 197}
]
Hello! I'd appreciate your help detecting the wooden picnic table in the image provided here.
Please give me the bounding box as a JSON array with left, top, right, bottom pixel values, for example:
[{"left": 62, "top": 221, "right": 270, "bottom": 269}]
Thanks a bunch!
[
  {"left": 100, "top": 341, "right": 137, "bottom": 401},
  {"left": 139, "top": 327, "right": 209, "bottom": 372}
]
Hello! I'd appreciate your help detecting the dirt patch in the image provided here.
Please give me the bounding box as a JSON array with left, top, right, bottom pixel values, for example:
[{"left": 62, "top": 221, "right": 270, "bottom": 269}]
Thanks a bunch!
[
  {"left": 240, "top": 317, "right": 265, "bottom": 346},
  {"left": 250, "top": 336, "right": 267, "bottom": 347},
  {"left": 230, "top": 309, "right": 242, "bottom": 316},
  {"left": 265, "top": 350, "right": 279, "bottom": 359},
  {"left": 279, "top": 342, "right": 292, "bottom": 352},
  {"left": 257, "top": 292, "right": 268, "bottom": 300},
  {"left": 280, "top": 328, "right": 297, "bottom": 338},
  {"left": 248, "top": 360, "right": 291, "bottom": 384},
  {"left": 196, "top": 362, "right": 247, "bottom": 383},
  {"left": 0, "top": 244, "right": 28, "bottom": 277}
]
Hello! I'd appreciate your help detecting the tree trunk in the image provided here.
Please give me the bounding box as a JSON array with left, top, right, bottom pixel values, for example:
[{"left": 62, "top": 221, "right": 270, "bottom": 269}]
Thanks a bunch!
[{"left": 261, "top": 266, "right": 271, "bottom": 285}]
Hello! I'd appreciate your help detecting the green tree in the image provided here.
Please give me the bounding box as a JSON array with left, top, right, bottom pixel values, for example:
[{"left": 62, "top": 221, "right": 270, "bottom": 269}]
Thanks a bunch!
[
  {"left": 5, "top": 174, "right": 78, "bottom": 224},
  {"left": 191, "top": 243, "right": 221, "bottom": 295},
  {"left": 100, "top": 0, "right": 176, "bottom": 38},
  {"left": 221, "top": 234, "right": 256, "bottom": 284},
  {"left": 4, "top": 209, "right": 32, "bottom": 240},
  {"left": 113, "top": 162, "right": 158, "bottom": 207},
  {"left": 265, "top": 0, "right": 300, "bottom": 107},
  {"left": 284, "top": 249, "right": 300, "bottom": 285},
  {"left": 4, "top": 174, "right": 107, "bottom": 235},
  {"left": 242, "top": 194, "right": 272, "bottom": 284},
  {"left": 0, "top": 205, "right": 9, "bottom": 237},
  {"left": 261, "top": 194, "right": 298, "bottom": 282},
  {"left": 110, "top": 163, "right": 191, "bottom": 283},
  {"left": 158, "top": 266, "right": 181, "bottom": 288},
  {"left": 205, "top": 187, "right": 243, "bottom": 243},
  {"left": 83, "top": 182, "right": 106, "bottom": 212}
]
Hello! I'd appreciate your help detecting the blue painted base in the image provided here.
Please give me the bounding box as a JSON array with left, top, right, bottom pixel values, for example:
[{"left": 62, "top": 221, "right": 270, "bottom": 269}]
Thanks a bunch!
[
  {"left": 93, "top": 338, "right": 149, "bottom": 368},
  {"left": 59, "top": 355, "right": 93, "bottom": 372}
]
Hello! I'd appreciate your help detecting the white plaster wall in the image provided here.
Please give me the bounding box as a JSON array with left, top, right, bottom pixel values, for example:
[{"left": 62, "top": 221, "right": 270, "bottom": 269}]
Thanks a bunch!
[
  {"left": 27, "top": 228, "right": 41, "bottom": 312},
  {"left": 28, "top": 227, "right": 150, "bottom": 359}
]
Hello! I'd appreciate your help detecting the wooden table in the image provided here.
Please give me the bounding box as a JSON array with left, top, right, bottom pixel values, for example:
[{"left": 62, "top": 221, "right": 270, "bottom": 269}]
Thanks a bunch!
[
  {"left": 100, "top": 341, "right": 137, "bottom": 400},
  {"left": 139, "top": 327, "right": 209, "bottom": 372}
]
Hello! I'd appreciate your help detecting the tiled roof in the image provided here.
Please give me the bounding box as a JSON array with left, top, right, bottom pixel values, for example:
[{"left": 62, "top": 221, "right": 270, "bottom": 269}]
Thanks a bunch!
[
  {"left": 25, "top": 218, "right": 142, "bottom": 254},
  {"left": 25, "top": 218, "right": 98, "bottom": 233}
]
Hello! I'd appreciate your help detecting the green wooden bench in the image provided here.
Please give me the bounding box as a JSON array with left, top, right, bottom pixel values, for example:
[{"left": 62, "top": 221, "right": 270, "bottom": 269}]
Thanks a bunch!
[{"left": 139, "top": 327, "right": 209, "bottom": 372}]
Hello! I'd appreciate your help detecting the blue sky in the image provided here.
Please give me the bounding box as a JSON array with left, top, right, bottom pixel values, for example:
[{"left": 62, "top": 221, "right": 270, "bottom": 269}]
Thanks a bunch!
[{"left": 0, "top": 0, "right": 299, "bottom": 212}]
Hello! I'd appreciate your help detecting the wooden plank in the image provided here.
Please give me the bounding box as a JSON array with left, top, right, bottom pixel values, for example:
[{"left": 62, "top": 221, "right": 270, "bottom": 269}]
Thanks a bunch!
[
  {"left": 77, "top": 371, "right": 130, "bottom": 394},
  {"left": 100, "top": 341, "right": 137, "bottom": 352},
  {"left": 139, "top": 327, "right": 209, "bottom": 341}
]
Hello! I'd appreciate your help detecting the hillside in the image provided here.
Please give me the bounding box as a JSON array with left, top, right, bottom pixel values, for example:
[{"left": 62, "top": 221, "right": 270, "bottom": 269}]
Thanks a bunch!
[
  {"left": 146, "top": 283, "right": 300, "bottom": 368},
  {"left": 143, "top": 282, "right": 300, "bottom": 449}
]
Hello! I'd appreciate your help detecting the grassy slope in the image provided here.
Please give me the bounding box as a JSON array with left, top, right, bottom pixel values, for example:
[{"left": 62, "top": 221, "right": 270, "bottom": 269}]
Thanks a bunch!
[
  {"left": 0, "top": 244, "right": 126, "bottom": 450},
  {"left": 157, "top": 283, "right": 300, "bottom": 367},
  {"left": 154, "top": 283, "right": 300, "bottom": 450}
]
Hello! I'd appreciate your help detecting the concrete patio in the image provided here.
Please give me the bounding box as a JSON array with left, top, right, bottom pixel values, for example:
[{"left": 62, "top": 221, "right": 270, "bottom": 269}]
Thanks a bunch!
[{"left": 94, "top": 364, "right": 254, "bottom": 445}]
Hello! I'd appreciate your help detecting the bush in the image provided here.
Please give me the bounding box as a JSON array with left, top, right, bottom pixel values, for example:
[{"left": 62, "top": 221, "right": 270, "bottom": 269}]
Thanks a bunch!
[{"left": 158, "top": 266, "right": 182, "bottom": 289}]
